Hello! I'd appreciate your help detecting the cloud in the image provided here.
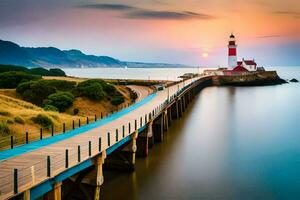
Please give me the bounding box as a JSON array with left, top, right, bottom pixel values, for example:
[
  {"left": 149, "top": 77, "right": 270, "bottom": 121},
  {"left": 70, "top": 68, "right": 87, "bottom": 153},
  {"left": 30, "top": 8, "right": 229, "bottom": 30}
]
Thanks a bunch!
[
  {"left": 78, "top": 3, "right": 136, "bottom": 11},
  {"left": 272, "top": 11, "right": 300, "bottom": 18},
  {"left": 125, "top": 10, "right": 215, "bottom": 20},
  {"left": 78, "top": 3, "right": 215, "bottom": 20},
  {"left": 256, "top": 34, "right": 284, "bottom": 38}
]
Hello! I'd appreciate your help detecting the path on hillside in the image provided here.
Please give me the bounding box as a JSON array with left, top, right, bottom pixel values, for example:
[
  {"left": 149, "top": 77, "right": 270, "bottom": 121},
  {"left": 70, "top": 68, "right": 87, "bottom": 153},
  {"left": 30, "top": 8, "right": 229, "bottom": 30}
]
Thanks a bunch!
[{"left": 127, "top": 85, "right": 154, "bottom": 102}]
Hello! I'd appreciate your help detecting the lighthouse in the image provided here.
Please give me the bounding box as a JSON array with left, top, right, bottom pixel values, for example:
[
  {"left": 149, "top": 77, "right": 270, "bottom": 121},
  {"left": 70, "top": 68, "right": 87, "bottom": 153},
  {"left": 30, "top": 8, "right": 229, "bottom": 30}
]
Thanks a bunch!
[{"left": 228, "top": 34, "right": 237, "bottom": 69}]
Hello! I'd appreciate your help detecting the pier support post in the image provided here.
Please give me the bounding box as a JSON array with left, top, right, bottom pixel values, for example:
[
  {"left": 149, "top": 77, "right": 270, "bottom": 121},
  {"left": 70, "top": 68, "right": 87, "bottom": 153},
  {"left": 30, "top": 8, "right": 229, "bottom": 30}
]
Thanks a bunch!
[
  {"left": 167, "top": 107, "right": 172, "bottom": 127},
  {"left": 137, "top": 121, "right": 153, "bottom": 157},
  {"left": 163, "top": 110, "right": 168, "bottom": 131},
  {"left": 170, "top": 101, "right": 178, "bottom": 120},
  {"left": 104, "top": 131, "right": 138, "bottom": 171},
  {"left": 94, "top": 152, "right": 106, "bottom": 200},
  {"left": 46, "top": 182, "right": 62, "bottom": 200},
  {"left": 23, "top": 190, "right": 30, "bottom": 200},
  {"left": 183, "top": 94, "right": 187, "bottom": 110},
  {"left": 127, "top": 130, "right": 138, "bottom": 169},
  {"left": 153, "top": 115, "right": 164, "bottom": 142},
  {"left": 147, "top": 121, "right": 155, "bottom": 148},
  {"left": 178, "top": 99, "right": 182, "bottom": 118}
]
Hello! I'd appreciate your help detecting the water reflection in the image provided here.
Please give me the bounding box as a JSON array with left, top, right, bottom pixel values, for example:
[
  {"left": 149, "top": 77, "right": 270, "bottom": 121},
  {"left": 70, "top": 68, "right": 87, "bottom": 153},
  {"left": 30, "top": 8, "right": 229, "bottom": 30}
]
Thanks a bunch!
[{"left": 102, "top": 79, "right": 300, "bottom": 200}]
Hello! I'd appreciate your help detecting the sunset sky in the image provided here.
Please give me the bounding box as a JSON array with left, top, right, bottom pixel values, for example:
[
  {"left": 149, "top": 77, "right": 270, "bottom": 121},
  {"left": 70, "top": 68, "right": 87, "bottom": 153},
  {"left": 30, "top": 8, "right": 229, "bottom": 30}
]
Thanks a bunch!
[{"left": 0, "top": 0, "right": 299, "bottom": 66}]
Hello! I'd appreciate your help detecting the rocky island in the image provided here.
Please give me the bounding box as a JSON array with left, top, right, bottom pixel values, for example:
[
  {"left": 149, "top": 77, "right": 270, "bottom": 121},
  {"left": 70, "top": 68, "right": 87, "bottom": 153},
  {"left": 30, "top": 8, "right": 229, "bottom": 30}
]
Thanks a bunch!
[{"left": 211, "top": 71, "right": 287, "bottom": 86}]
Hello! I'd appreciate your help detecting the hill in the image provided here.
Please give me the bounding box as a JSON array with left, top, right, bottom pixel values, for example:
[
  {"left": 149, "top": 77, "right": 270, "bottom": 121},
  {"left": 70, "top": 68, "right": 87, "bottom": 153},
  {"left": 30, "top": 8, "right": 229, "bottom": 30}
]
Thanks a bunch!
[{"left": 0, "top": 39, "right": 190, "bottom": 68}]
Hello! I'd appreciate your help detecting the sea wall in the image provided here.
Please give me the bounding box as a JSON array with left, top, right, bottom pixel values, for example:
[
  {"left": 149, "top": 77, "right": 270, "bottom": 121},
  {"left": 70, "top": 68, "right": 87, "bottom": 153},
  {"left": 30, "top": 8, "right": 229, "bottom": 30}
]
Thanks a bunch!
[{"left": 212, "top": 71, "right": 287, "bottom": 86}]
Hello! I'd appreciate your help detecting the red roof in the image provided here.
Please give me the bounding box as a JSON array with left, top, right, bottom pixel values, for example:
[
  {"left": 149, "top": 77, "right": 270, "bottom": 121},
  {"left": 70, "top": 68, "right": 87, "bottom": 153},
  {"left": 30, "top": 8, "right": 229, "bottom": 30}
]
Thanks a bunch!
[
  {"left": 237, "top": 61, "right": 242, "bottom": 66},
  {"left": 244, "top": 60, "right": 257, "bottom": 66},
  {"left": 233, "top": 66, "right": 248, "bottom": 72}
]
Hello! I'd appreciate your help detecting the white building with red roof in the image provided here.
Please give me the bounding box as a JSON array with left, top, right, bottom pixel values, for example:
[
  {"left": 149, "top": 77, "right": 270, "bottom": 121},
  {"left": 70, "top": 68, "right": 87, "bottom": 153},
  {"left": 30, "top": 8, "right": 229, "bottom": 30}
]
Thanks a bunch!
[{"left": 227, "top": 34, "right": 257, "bottom": 72}]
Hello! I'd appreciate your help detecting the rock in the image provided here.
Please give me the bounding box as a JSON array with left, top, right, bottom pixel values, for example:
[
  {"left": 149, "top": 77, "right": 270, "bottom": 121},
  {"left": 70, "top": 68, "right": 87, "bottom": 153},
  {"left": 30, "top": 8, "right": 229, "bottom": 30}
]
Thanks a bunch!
[{"left": 290, "top": 78, "right": 299, "bottom": 83}]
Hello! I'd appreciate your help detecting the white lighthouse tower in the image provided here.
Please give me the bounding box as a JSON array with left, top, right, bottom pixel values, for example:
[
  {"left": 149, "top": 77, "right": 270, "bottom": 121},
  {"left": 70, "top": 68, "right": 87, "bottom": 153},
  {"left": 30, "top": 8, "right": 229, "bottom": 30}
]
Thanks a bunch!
[{"left": 228, "top": 34, "right": 237, "bottom": 69}]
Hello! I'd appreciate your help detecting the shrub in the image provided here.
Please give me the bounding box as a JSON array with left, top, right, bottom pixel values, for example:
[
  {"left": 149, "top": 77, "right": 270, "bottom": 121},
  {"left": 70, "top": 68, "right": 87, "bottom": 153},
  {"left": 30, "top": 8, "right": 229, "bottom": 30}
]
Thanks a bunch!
[
  {"left": 0, "top": 110, "right": 11, "bottom": 116},
  {"left": 129, "top": 90, "right": 138, "bottom": 101},
  {"left": 6, "top": 119, "right": 14, "bottom": 124},
  {"left": 47, "top": 92, "right": 74, "bottom": 112},
  {"left": 0, "top": 71, "right": 41, "bottom": 88},
  {"left": 73, "top": 108, "right": 79, "bottom": 115},
  {"left": 29, "top": 68, "right": 51, "bottom": 76},
  {"left": 75, "top": 80, "right": 106, "bottom": 100},
  {"left": 111, "top": 96, "right": 125, "bottom": 105},
  {"left": 43, "top": 105, "right": 59, "bottom": 112},
  {"left": 16, "top": 81, "right": 32, "bottom": 94},
  {"left": 14, "top": 116, "right": 25, "bottom": 124},
  {"left": 40, "top": 80, "right": 76, "bottom": 91},
  {"left": 17, "top": 80, "right": 76, "bottom": 105},
  {"left": 103, "top": 83, "right": 116, "bottom": 94},
  {"left": 0, "top": 64, "right": 28, "bottom": 73},
  {"left": 20, "top": 81, "right": 57, "bottom": 105},
  {"left": 0, "top": 122, "right": 10, "bottom": 135},
  {"left": 49, "top": 68, "right": 66, "bottom": 77},
  {"left": 0, "top": 64, "right": 66, "bottom": 77},
  {"left": 31, "top": 114, "right": 53, "bottom": 128}
]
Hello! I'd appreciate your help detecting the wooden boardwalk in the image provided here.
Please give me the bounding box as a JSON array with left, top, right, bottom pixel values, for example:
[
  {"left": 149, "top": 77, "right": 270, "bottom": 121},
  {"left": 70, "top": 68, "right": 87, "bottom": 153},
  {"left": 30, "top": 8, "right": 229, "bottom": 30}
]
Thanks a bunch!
[{"left": 0, "top": 76, "right": 203, "bottom": 200}]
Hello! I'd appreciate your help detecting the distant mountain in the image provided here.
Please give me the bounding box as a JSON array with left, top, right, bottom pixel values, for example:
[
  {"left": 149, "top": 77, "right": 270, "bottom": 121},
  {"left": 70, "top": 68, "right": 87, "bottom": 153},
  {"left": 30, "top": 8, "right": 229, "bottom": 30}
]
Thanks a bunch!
[{"left": 0, "top": 39, "right": 190, "bottom": 68}]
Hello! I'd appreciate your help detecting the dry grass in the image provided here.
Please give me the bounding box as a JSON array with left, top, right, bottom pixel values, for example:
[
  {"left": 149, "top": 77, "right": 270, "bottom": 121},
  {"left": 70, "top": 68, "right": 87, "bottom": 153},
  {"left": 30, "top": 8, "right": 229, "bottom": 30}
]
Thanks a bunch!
[
  {"left": 0, "top": 85, "right": 135, "bottom": 150},
  {"left": 65, "top": 85, "right": 133, "bottom": 116},
  {"left": 0, "top": 92, "right": 86, "bottom": 149}
]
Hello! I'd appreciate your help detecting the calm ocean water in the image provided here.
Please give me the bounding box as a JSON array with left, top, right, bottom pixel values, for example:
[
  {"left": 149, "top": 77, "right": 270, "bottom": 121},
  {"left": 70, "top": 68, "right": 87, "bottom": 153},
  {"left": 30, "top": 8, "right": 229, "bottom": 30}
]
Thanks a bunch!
[
  {"left": 67, "top": 67, "right": 300, "bottom": 199},
  {"left": 62, "top": 67, "right": 202, "bottom": 81}
]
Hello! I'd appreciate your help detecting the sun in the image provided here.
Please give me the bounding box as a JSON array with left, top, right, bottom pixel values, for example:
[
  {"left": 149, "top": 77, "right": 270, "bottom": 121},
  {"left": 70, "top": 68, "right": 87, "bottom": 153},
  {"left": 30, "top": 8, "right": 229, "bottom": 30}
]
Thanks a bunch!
[{"left": 202, "top": 52, "right": 209, "bottom": 58}]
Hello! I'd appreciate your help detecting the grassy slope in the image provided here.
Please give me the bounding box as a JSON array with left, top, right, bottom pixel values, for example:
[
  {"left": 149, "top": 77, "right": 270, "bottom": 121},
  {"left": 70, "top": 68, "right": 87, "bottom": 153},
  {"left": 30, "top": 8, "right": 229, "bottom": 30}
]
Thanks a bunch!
[{"left": 0, "top": 85, "right": 133, "bottom": 150}]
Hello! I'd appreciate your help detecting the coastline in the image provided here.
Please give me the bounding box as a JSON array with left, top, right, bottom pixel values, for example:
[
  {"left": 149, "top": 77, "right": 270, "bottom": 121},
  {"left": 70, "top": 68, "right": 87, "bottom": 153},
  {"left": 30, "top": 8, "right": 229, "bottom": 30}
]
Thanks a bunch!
[{"left": 211, "top": 71, "right": 287, "bottom": 86}]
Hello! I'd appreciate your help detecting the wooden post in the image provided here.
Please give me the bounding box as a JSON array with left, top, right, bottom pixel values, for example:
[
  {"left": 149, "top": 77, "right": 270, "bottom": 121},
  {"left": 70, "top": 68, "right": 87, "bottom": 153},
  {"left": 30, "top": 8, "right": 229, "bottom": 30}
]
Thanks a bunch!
[
  {"left": 14, "top": 168, "right": 18, "bottom": 194},
  {"left": 94, "top": 152, "right": 106, "bottom": 200},
  {"left": 51, "top": 125, "right": 54, "bottom": 136},
  {"left": 101, "top": 112, "right": 103, "bottom": 119},
  {"left": 99, "top": 137, "right": 101, "bottom": 152},
  {"left": 23, "top": 190, "right": 30, "bottom": 200},
  {"left": 63, "top": 123, "right": 66, "bottom": 133},
  {"left": 10, "top": 136, "right": 13, "bottom": 149},
  {"left": 164, "top": 110, "right": 169, "bottom": 131},
  {"left": 31, "top": 166, "right": 35, "bottom": 185},
  {"left": 107, "top": 132, "right": 110, "bottom": 146},
  {"left": 26, "top": 131, "right": 28, "bottom": 144},
  {"left": 40, "top": 128, "right": 43, "bottom": 140},
  {"left": 176, "top": 99, "right": 179, "bottom": 119},
  {"left": 128, "top": 122, "right": 131, "bottom": 134},
  {"left": 87, "top": 117, "right": 89, "bottom": 124},
  {"left": 79, "top": 119, "right": 81, "bottom": 127},
  {"left": 130, "top": 131, "right": 138, "bottom": 166},
  {"left": 48, "top": 182, "right": 62, "bottom": 200},
  {"left": 95, "top": 114, "right": 97, "bottom": 121},
  {"left": 78, "top": 145, "right": 81, "bottom": 162},
  {"left": 122, "top": 125, "right": 125, "bottom": 138},
  {"left": 72, "top": 120, "right": 75, "bottom": 129},
  {"left": 47, "top": 156, "right": 51, "bottom": 177},
  {"left": 65, "top": 149, "right": 69, "bottom": 168},
  {"left": 116, "top": 129, "right": 118, "bottom": 142},
  {"left": 89, "top": 141, "right": 92, "bottom": 157}
]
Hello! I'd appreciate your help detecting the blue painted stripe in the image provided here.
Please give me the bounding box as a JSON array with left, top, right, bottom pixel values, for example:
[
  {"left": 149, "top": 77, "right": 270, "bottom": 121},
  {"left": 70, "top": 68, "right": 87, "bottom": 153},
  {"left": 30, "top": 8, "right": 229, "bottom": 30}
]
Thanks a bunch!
[
  {"left": 30, "top": 124, "right": 149, "bottom": 199},
  {"left": 53, "top": 159, "right": 93, "bottom": 183},
  {"left": 30, "top": 180, "right": 53, "bottom": 200},
  {"left": 30, "top": 159, "right": 93, "bottom": 200},
  {"left": 106, "top": 135, "right": 131, "bottom": 155},
  {"left": 0, "top": 93, "right": 157, "bottom": 161},
  {"left": 106, "top": 124, "right": 147, "bottom": 155}
]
